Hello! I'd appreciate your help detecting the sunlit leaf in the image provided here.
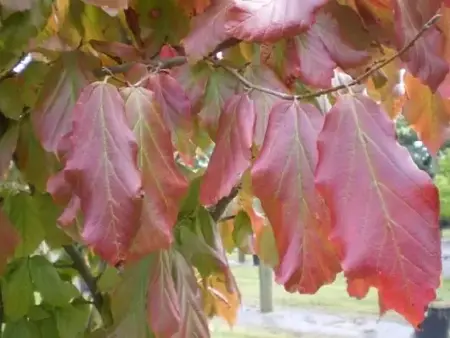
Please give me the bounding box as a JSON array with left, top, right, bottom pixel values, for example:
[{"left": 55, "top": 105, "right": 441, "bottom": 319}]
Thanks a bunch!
[
  {"left": 63, "top": 82, "right": 143, "bottom": 265},
  {"left": 252, "top": 100, "right": 341, "bottom": 292},
  {"left": 200, "top": 94, "right": 255, "bottom": 205},
  {"left": 315, "top": 94, "right": 441, "bottom": 326}
]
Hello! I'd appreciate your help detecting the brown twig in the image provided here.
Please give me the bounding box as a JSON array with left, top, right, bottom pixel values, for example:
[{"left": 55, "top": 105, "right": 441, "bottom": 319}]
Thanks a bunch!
[
  {"left": 209, "top": 186, "right": 240, "bottom": 222},
  {"left": 218, "top": 214, "right": 237, "bottom": 223},
  {"left": 63, "top": 245, "right": 104, "bottom": 317},
  {"left": 94, "top": 14, "right": 440, "bottom": 101}
]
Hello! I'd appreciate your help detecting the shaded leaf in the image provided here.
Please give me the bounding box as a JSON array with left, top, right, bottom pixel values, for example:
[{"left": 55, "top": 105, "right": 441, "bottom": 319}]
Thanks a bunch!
[
  {"left": 198, "top": 67, "right": 239, "bottom": 140},
  {"left": 81, "top": 0, "right": 128, "bottom": 9},
  {"left": 243, "top": 65, "right": 288, "bottom": 147},
  {"left": 252, "top": 100, "right": 341, "bottom": 293},
  {"left": 56, "top": 303, "right": 90, "bottom": 338},
  {"left": 232, "top": 210, "right": 253, "bottom": 248},
  {"left": 225, "top": 0, "right": 329, "bottom": 42},
  {"left": 146, "top": 250, "right": 181, "bottom": 337},
  {"left": 200, "top": 94, "right": 255, "bottom": 205},
  {"left": 29, "top": 255, "right": 79, "bottom": 307},
  {"left": 172, "top": 251, "right": 210, "bottom": 338},
  {"left": 3, "top": 318, "right": 40, "bottom": 338},
  {"left": 63, "top": 82, "right": 143, "bottom": 265},
  {"left": 0, "top": 208, "right": 19, "bottom": 276},
  {"left": 285, "top": 9, "right": 369, "bottom": 88},
  {"left": 403, "top": 73, "right": 450, "bottom": 154},
  {"left": 182, "top": 0, "right": 233, "bottom": 61},
  {"left": 1, "top": 258, "right": 34, "bottom": 321},
  {"left": 177, "top": 0, "right": 211, "bottom": 16},
  {"left": 315, "top": 94, "right": 441, "bottom": 326},
  {"left": 393, "top": 0, "right": 448, "bottom": 91},
  {"left": 32, "top": 52, "right": 96, "bottom": 153},
  {"left": 3, "top": 192, "right": 46, "bottom": 257},
  {"left": 121, "top": 87, "right": 188, "bottom": 261},
  {"left": 0, "top": 123, "right": 19, "bottom": 177}
]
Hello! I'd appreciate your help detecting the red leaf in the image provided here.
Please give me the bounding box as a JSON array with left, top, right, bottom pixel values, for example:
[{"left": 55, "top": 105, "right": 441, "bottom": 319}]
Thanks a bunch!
[
  {"left": 393, "top": 0, "right": 448, "bottom": 91},
  {"left": 63, "top": 82, "right": 143, "bottom": 265},
  {"left": 285, "top": 10, "right": 369, "bottom": 88},
  {"left": 147, "top": 251, "right": 181, "bottom": 337},
  {"left": 251, "top": 101, "right": 341, "bottom": 293},
  {"left": 315, "top": 94, "right": 441, "bottom": 326},
  {"left": 120, "top": 87, "right": 188, "bottom": 261},
  {"left": 225, "top": 0, "right": 329, "bottom": 42},
  {"left": 243, "top": 65, "right": 290, "bottom": 147},
  {"left": 147, "top": 73, "right": 192, "bottom": 134},
  {"left": 200, "top": 94, "right": 255, "bottom": 205},
  {"left": 32, "top": 52, "right": 94, "bottom": 154},
  {"left": 182, "top": 0, "right": 233, "bottom": 61},
  {"left": 0, "top": 208, "right": 19, "bottom": 276}
]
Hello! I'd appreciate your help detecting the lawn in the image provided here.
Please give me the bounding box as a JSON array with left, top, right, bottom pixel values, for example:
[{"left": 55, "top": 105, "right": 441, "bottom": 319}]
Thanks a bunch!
[
  {"left": 212, "top": 254, "right": 450, "bottom": 337},
  {"left": 229, "top": 259, "right": 450, "bottom": 316},
  {"left": 211, "top": 321, "right": 338, "bottom": 338}
]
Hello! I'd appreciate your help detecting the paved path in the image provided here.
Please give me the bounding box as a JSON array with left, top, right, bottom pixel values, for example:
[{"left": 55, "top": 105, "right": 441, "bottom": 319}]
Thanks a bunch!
[{"left": 233, "top": 306, "right": 413, "bottom": 338}]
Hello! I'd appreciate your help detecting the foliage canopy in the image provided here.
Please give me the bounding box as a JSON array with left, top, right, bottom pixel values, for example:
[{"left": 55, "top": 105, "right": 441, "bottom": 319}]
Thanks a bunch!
[{"left": 0, "top": 0, "right": 448, "bottom": 336}]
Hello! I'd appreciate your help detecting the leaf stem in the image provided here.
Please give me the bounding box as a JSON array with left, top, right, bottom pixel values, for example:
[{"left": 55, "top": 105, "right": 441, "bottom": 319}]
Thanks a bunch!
[
  {"left": 63, "top": 245, "right": 104, "bottom": 318},
  {"left": 209, "top": 185, "right": 240, "bottom": 222}
]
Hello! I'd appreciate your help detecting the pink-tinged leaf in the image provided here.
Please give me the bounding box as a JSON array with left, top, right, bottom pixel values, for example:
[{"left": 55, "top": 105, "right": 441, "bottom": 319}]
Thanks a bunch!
[
  {"left": 243, "top": 65, "right": 289, "bottom": 147},
  {"left": 393, "top": 0, "right": 448, "bottom": 91},
  {"left": 285, "top": 10, "right": 369, "bottom": 88},
  {"left": 0, "top": 208, "right": 19, "bottom": 276},
  {"left": 172, "top": 251, "right": 210, "bottom": 338},
  {"left": 200, "top": 94, "right": 255, "bottom": 206},
  {"left": 182, "top": 0, "right": 233, "bottom": 61},
  {"left": 63, "top": 82, "right": 143, "bottom": 265},
  {"left": 251, "top": 100, "right": 341, "bottom": 293},
  {"left": 147, "top": 73, "right": 192, "bottom": 134},
  {"left": 81, "top": 0, "right": 128, "bottom": 9},
  {"left": 315, "top": 94, "right": 441, "bottom": 327},
  {"left": 32, "top": 52, "right": 94, "bottom": 154},
  {"left": 225, "top": 0, "right": 329, "bottom": 42},
  {"left": 147, "top": 251, "right": 181, "bottom": 337},
  {"left": 199, "top": 68, "right": 239, "bottom": 140},
  {"left": 0, "top": 124, "right": 19, "bottom": 177},
  {"left": 121, "top": 87, "right": 188, "bottom": 261}
]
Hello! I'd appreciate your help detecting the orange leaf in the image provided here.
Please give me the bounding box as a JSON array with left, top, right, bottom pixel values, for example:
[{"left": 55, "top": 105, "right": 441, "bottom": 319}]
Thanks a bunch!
[
  {"left": 200, "top": 94, "right": 255, "bottom": 205},
  {"left": 315, "top": 94, "right": 441, "bottom": 327},
  {"left": 252, "top": 100, "right": 341, "bottom": 293},
  {"left": 403, "top": 73, "right": 450, "bottom": 154},
  {"left": 121, "top": 87, "right": 188, "bottom": 261},
  {"left": 63, "top": 82, "right": 143, "bottom": 265}
]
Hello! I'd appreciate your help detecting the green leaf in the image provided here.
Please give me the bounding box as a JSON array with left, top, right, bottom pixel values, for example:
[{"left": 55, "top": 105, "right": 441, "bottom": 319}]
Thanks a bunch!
[
  {"left": 3, "top": 318, "right": 41, "bottom": 338},
  {"left": 38, "top": 316, "right": 60, "bottom": 338},
  {"left": 0, "top": 61, "right": 48, "bottom": 120},
  {"left": 110, "top": 256, "right": 153, "bottom": 338},
  {"left": 1, "top": 258, "right": 34, "bottom": 321},
  {"left": 34, "top": 193, "right": 72, "bottom": 248},
  {"left": 15, "top": 118, "right": 59, "bottom": 192},
  {"left": 178, "top": 177, "right": 202, "bottom": 219},
  {"left": 28, "top": 305, "right": 51, "bottom": 321},
  {"left": 3, "top": 192, "right": 46, "bottom": 257},
  {"left": 56, "top": 303, "right": 90, "bottom": 338},
  {"left": 257, "top": 225, "right": 279, "bottom": 268},
  {"left": 232, "top": 211, "right": 253, "bottom": 248},
  {"left": 97, "top": 266, "right": 121, "bottom": 293},
  {"left": 28, "top": 255, "right": 79, "bottom": 307}
]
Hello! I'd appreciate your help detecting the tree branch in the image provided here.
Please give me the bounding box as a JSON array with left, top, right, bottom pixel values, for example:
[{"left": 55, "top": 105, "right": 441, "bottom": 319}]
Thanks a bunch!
[
  {"left": 209, "top": 185, "right": 240, "bottom": 222},
  {"left": 63, "top": 245, "right": 104, "bottom": 316},
  {"left": 94, "top": 13, "right": 440, "bottom": 102}
]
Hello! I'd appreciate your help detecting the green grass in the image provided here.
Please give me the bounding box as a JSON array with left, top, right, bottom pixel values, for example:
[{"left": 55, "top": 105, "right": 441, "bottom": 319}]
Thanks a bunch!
[
  {"left": 211, "top": 321, "right": 336, "bottom": 338},
  {"left": 229, "top": 260, "right": 450, "bottom": 318},
  {"left": 442, "top": 228, "right": 450, "bottom": 240}
]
